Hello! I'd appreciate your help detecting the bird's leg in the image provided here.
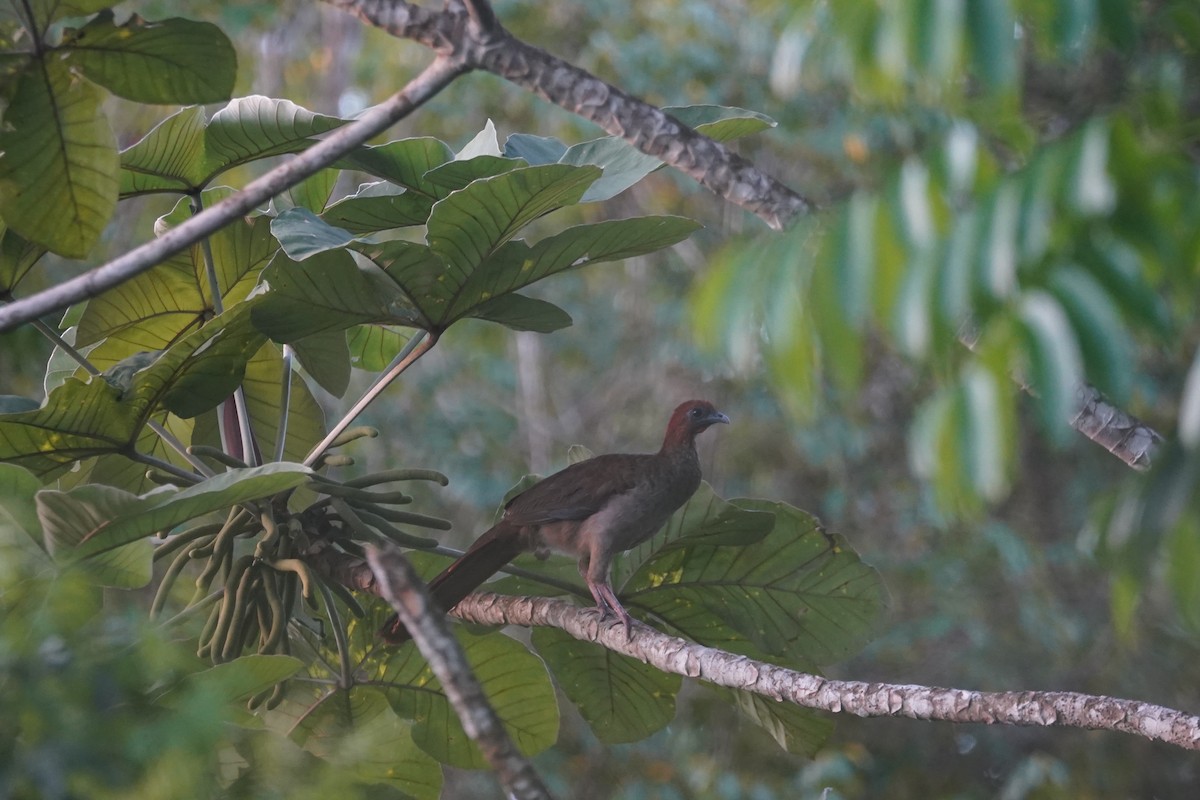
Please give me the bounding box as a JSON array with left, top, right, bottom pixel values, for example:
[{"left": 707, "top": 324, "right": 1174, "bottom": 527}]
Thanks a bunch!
[{"left": 590, "top": 578, "right": 635, "bottom": 639}]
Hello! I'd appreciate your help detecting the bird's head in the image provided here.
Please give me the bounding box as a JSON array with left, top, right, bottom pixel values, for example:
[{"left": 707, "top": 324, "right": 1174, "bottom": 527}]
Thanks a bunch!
[{"left": 662, "top": 400, "right": 730, "bottom": 448}]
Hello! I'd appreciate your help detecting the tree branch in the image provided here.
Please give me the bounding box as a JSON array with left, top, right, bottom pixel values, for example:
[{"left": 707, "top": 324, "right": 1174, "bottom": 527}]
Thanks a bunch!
[
  {"left": 449, "top": 592, "right": 1200, "bottom": 752},
  {"left": 0, "top": 55, "right": 468, "bottom": 334},
  {"left": 322, "top": 0, "right": 811, "bottom": 229},
  {"left": 364, "top": 544, "right": 555, "bottom": 800}
]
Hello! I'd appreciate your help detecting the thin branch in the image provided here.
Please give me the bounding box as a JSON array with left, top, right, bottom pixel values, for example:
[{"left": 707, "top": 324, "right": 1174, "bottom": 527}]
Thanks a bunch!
[
  {"left": 322, "top": 0, "right": 810, "bottom": 229},
  {"left": 1072, "top": 383, "right": 1162, "bottom": 470},
  {"left": 0, "top": 55, "right": 469, "bottom": 333},
  {"left": 451, "top": 592, "right": 1200, "bottom": 753},
  {"left": 365, "top": 544, "right": 555, "bottom": 800},
  {"left": 302, "top": 330, "right": 436, "bottom": 467}
]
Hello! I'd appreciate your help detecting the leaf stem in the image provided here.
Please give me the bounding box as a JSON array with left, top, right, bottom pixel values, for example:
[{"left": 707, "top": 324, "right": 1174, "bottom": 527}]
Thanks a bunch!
[
  {"left": 302, "top": 330, "right": 437, "bottom": 467},
  {"left": 274, "top": 345, "right": 294, "bottom": 463}
]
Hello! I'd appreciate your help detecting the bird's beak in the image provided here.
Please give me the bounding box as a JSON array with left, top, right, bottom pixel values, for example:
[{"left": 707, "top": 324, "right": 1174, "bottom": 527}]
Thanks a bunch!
[{"left": 708, "top": 411, "right": 731, "bottom": 426}]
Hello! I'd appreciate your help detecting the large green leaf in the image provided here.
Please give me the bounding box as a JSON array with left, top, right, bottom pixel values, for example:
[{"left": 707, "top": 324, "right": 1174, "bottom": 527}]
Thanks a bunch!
[
  {"left": 0, "top": 58, "right": 117, "bottom": 257},
  {"left": 320, "top": 183, "right": 434, "bottom": 233},
  {"left": 204, "top": 95, "right": 347, "bottom": 177},
  {"left": 119, "top": 106, "right": 209, "bottom": 195},
  {"left": 270, "top": 207, "right": 372, "bottom": 261},
  {"left": 291, "top": 331, "right": 352, "bottom": 398},
  {"left": 21, "top": 0, "right": 111, "bottom": 27},
  {"left": 374, "top": 627, "right": 559, "bottom": 769},
  {"left": 425, "top": 163, "right": 600, "bottom": 288},
  {"left": 0, "top": 306, "right": 265, "bottom": 477},
  {"left": 0, "top": 463, "right": 52, "bottom": 581},
  {"left": 0, "top": 226, "right": 45, "bottom": 294},
  {"left": 65, "top": 12, "right": 236, "bottom": 104},
  {"left": 78, "top": 190, "right": 277, "bottom": 368},
  {"left": 68, "top": 462, "right": 312, "bottom": 560},
  {"left": 531, "top": 626, "right": 679, "bottom": 744},
  {"left": 287, "top": 686, "right": 441, "bottom": 798},
  {"left": 610, "top": 481, "right": 775, "bottom": 591},
  {"left": 334, "top": 137, "right": 453, "bottom": 196},
  {"left": 38, "top": 485, "right": 153, "bottom": 587},
  {"left": 627, "top": 500, "right": 887, "bottom": 666},
  {"left": 468, "top": 293, "right": 572, "bottom": 333},
  {"left": 727, "top": 687, "right": 834, "bottom": 757},
  {"left": 251, "top": 249, "right": 421, "bottom": 342},
  {"left": 163, "top": 655, "right": 304, "bottom": 708}
]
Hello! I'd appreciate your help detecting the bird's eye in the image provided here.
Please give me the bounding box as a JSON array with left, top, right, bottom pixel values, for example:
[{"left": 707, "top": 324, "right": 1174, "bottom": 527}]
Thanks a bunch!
[{"left": 689, "top": 406, "right": 703, "bottom": 418}]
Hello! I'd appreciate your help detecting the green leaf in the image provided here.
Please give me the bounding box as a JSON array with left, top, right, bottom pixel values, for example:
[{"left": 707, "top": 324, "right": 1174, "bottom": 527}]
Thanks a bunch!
[
  {"left": 119, "top": 106, "right": 209, "bottom": 195},
  {"left": 165, "top": 655, "right": 304, "bottom": 706},
  {"left": 1048, "top": 266, "right": 1131, "bottom": 402},
  {"left": 665, "top": 104, "right": 777, "bottom": 142},
  {"left": 271, "top": 207, "right": 372, "bottom": 261},
  {"left": 503, "top": 133, "right": 568, "bottom": 164},
  {"left": 0, "top": 58, "right": 117, "bottom": 257},
  {"left": 959, "top": 364, "right": 1007, "bottom": 501},
  {"left": 440, "top": 215, "right": 700, "bottom": 323},
  {"left": 291, "top": 332, "right": 352, "bottom": 397},
  {"left": 1065, "top": 119, "right": 1115, "bottom": 215},
  {"left": 335, "top": 137, "right": 453, "bottom": 195},
  {"left": 728, "top": 687, "right": 834, "bottom": 757},
  {"left": 966, "top": 0, "right": 1018, "bottom": 91},
  {"left": 321, "top": 183, "right": 434, "bottom": 232},
  {"left": 21, "top": 0, "right": 110, "bottom": 27},
  {"left": 273, "top": 168, "right": 339, "bottom": 215},
  {"left": 252, "top": 249, "right": 421, "bottom": 342},
  {"left": 975, "top": 183, "right": 1019, "bottom": 299},
  {"left": 1018, "top": 291, "right": 1084, "bottom": 443},
  {"left": 379, "top": 628, "right": 560, "bottom": 769},
  {"left": 288, "top": 686, "right": 441, "bottom": 798},
  {"left": 612, "top": 481, "right": 775, "bottom": 591},
  {"left": 78, "top": 190, "right": 277, "bottom": 353},
  {"left": 38, "top": 485, "right": 152, "bottom": 587},
  {"left": 0, "top": 463, "right": 50, "bottom": 575},
  {"left": 426, "top": 163, "right": 600, "bottom": 281},
  {"left": 628, "top": 500, "right": 886, "bottom": 666},
  {"left": 562, "top": 138, "right": 661, "bottom": 204},
  {"left": 347, "top": 325, "right": 410, "bottom": 371},
  {"left": 469, "top": 293, "right": 572, "bottom": 333},
  {"left": 204, "top": 96, "right": 347, "bottom": 177},
  {"left": 1178, "top": 345, "right": 1200, "bottom": 449},
  {"left": 532, "top": 626, "right": 679, "bottom": 743},
  {"left": 832, "top": 192, "right": 877, "bottom": 325},
  {"left": 69, "top": 462, "right": 312, "bottom": 560},
  {"left": 0, "top": 226, "right": 46, "bottom": 294},
  {"left": 65, "top": 12, "right": 236, "bottom": 104}
]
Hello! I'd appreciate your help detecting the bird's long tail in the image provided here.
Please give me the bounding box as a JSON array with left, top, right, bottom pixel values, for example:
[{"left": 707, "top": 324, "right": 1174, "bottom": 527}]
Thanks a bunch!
[{"left": 378, "top": 520, "right": 524, "bottom": 644}]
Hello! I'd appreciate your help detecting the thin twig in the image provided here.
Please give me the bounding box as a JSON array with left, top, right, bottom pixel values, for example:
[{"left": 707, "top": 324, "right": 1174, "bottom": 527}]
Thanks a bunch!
[
  {"left": 452, "top": 592, "right": 1200, "bottom": 753},
  {"left": 365, "top": 544, "right": 556, "bottom": 800}
]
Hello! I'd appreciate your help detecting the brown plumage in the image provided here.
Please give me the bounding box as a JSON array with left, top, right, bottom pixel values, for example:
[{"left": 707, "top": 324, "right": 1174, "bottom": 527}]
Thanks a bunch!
[{"left": 380, "top": 400, "right": 729, "bottom": 642}]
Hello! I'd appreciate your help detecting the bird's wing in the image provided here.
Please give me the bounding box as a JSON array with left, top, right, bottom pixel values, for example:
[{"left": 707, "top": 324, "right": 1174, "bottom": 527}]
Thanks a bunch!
[{"left": 503, "top": 453, "right": 647, "bottom": 525}]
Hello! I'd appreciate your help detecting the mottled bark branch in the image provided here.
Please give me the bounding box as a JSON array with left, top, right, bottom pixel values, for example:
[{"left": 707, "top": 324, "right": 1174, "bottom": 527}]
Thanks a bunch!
[
  {"left": 322, "top": 0, "right": 811, "bottom": 229},
  {"left": 449, "top": 592, "right": 1200, "bottom": 752},
  {"left": 1073, "top": 383, "right": 1162, "bottom": 470},
  {"left": 0, "top": 55, "right": 467, "bottom": 333},
  {"left": 364, "top": 545, "right": 555, "bottom": 800}
]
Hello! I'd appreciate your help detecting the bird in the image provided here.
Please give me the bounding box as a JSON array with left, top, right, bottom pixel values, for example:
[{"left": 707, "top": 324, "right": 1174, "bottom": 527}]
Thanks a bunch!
[{"left": 380, "top": 399, "right": 730, "bottom": 643}]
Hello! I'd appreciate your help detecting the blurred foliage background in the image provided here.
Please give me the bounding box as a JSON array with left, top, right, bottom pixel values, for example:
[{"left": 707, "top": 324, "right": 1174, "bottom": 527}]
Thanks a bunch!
[{"left": 3, "top": 0, "right": 1200, "bottom": 797}]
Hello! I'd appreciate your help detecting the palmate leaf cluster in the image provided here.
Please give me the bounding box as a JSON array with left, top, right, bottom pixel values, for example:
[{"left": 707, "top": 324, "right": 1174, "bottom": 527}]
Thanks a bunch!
[{"left": 0, "top": 8, "right": 886, "bottom": 793}]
